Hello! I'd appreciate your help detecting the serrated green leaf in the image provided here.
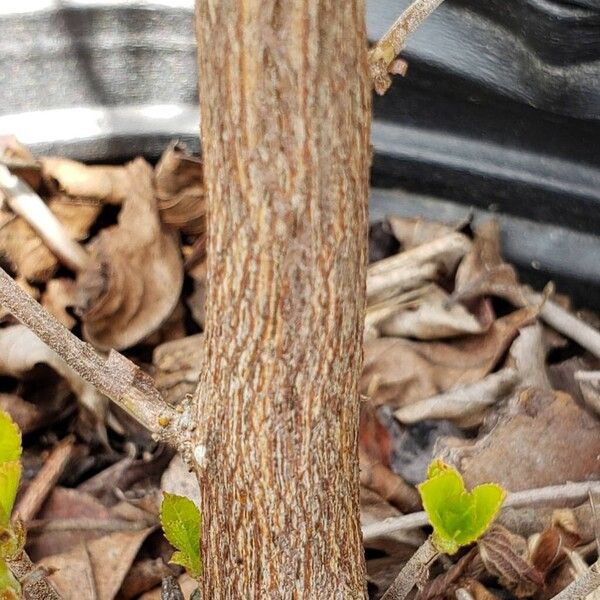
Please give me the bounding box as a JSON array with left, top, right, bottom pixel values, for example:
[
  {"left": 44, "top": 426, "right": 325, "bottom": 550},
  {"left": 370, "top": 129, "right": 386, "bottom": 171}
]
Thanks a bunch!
[
  {"left": 0, "top": 411, "right": 21, "bottom": 464},
  {"left": 160, "top": 493, "right": 202, "bottom": 579},
  {"left": 0, "top": 462, "right": 21, "bottom": 527},
  {"left": 418, "top": 461, "right": 506, "bottom": 555},
  {"left": 0, "top": 558, "right": 20, "bottom": 599}
]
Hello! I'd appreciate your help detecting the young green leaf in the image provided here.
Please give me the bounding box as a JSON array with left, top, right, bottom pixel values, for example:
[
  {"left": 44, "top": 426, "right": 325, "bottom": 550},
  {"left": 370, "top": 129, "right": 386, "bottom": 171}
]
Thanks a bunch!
[
  {"left": 0, "top": 411, "right": 22, "bottom": 527},
  {"left": 0, "top": 411, "right": 21, "bottom": 464},
  {"left": 418, "top": 460, "right": 506, "bottom": 555},
  {"left": 160, "top": 493, "right": 202, "bottom": 579},
  {"left": 0, "top": 557, "right": 21, "bottom": 599}
]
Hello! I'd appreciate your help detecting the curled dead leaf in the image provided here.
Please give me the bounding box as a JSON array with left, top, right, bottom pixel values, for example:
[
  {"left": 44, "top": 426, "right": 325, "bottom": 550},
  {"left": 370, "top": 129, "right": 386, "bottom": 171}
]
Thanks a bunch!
[
  {"left": 361, "top": 306, "right": 537, "bottom": 408},
  {"left": 155, "top": 142, "right": 205, "bottom": 236},
  {"left": 452, "top": 220, "right": 529, "bottom": 307},
  {"left": 73, "top": 158, "right": 183, "bottom": 350},
  {"left": 41, "top": 157, "right": 130, "bottom": 205},
  {"left": 435, "top": 387, "right": 600, "bottom": 491},
  {"left": 0, "top": 324, "right": 107, "bottom": 423},
  {"left": 478, "top": 525, "right": 543, "bottom": 597}
]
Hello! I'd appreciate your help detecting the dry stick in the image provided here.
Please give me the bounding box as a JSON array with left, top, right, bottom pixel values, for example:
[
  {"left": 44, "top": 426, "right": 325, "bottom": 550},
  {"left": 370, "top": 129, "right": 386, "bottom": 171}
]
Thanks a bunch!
[
  {"left": 14, "top": 437, "right": 75, "bottom": 522},
  {"left": 0, "top": 267, "right": 181, "bottom": 446},
  {"left": 368, "top": 0, "right": 446, "bottom": 94},
  {"left": 363, "top": 480, "right": 600, "bottom": 542},
  {"left": 27, "top": 517, "right": 152, "bottom": 534},
  {"left": 0, "top": 164, "right": 90, "bottom": 272},
  {"left": 381, "top": 538, "right": 439, "bottom": 600},
  {"left": 550, "top": 560, "right": 600, "bottom": 600},
  {"left": 526, "top": 291, "right": 600, "bottom": 360},
  {"left": 6, "top": 549, "right": 62, "bottom": 600}
]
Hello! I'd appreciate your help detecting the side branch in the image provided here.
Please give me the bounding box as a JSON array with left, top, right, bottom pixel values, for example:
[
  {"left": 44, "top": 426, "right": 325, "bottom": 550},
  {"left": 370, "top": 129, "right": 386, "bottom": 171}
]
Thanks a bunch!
[
  {"left": 368, "top": 0, "right": 445, "bottom": 94},
  {"left": 0, "top": 267, "right": 184, "bottom": 446}
]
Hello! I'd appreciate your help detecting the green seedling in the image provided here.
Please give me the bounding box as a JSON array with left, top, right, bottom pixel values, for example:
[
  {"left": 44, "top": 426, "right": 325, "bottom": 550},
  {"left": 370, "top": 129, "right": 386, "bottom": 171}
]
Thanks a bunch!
[
  {"left": 418, "top": 459, "right": 506, "bottom": 555},
  {"left": 160, "top": 492, "right": 202, "bottom": 580},
  {"left": 0, "top": 410, "right": 24, "bottom": 599}
]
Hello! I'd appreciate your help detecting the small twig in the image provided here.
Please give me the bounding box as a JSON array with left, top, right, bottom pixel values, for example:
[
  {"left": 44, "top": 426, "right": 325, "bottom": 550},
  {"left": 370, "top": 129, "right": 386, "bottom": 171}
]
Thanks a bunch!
[
  {"left": 0, "top": 267, "right": 183, "bottom": 446},
  {"left": 381, "top": 538, "right": 439, "bottom": 600},
  {"left": 550, "top": 559, "right": 600, "bottom": 600},
  {"left": 6, "top": 549, "right": 63, "bottom": 600},
  {"left": 15, "top": 437, "right": 75, "bottom": 522},
  {"left": 526, "top": 291, "right": 600, "bottom": 359},
  {"left": 368, "top": 0, "right": 446, "bottom": 94},
  {"left": 0, "top": 164, "right": 90, "bottom": 272},
  {"left": 363, "top": 481, "right": 600, "bottom": 541},
  {"left": 26, "top": 517, "right": 153, "bottom": 534}
]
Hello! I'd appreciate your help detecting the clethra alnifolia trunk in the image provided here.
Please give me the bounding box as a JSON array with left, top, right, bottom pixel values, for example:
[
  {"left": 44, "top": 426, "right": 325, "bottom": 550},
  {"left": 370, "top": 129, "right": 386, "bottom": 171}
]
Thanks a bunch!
[{"left": 193, "top": 0, "right": 371, "bottom": 597}]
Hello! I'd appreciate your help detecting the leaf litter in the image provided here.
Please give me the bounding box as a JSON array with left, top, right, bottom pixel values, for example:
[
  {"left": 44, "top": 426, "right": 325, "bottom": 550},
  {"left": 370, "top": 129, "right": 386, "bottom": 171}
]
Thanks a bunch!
[{"left": 0, "top": 140, "right": 598, "bottom": 599}]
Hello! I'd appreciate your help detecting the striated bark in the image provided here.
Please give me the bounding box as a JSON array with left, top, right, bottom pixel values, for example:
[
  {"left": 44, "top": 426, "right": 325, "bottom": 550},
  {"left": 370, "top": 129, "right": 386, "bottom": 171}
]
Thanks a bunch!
[{"left": 193, "top": 0, "right": 371, "bottom": 597}]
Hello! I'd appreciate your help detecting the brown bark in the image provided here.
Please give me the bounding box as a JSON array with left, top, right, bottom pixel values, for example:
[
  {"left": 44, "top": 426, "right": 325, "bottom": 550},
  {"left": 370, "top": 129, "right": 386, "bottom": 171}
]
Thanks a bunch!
[{"left": 193, "top": 0, "right": 371, "bottom": 597}]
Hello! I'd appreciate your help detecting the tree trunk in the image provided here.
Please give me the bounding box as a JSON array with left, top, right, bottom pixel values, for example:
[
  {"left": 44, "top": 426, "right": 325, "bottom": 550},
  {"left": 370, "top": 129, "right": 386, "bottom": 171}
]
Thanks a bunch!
[{"left": 193, "top": 0, "right": 371, "bottom": 597}]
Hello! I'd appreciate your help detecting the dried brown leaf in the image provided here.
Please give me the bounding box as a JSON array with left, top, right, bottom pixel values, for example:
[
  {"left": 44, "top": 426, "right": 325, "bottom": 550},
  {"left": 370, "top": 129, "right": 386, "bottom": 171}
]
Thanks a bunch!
[
  {"left": 41, "top": 157, "right": 130, "bottom": 204},
  {"left": 73, "top": 158, "right": 183, "bottom": 350},
  {"left": 40, "top": 528, "right": 154, "bottom": 600},
  {"left": 139, "top": 574, "right": 197, "bottom": 600},
  {"left": 41, "top": 277, "right": 77, "bottom": 329},
  {"left": 452, "top": 220, "right": 529, "bottom": 307},
  {"left": 388, "top": 216, "right": 467, "bottom": 250},
  {"left": 155, "top": 142, "right": 205, "bottom": 236},
  {"left": 478, "top": 525, "right": 543, "bottom": 596},
  {"left": 377, "top": 285, "right": 485, "bottom": 340},
  {"left": 0, "top": 324, "right": 107, "bottom": 423},
  {"left": 436, "top": 387, "right": 600, "bottom": 491},
  {"left": 361, "top": 306, "right": 537, "bottom": 408},
  {"left": 27, "top": 487, "right": 112, "bottom": 560}
]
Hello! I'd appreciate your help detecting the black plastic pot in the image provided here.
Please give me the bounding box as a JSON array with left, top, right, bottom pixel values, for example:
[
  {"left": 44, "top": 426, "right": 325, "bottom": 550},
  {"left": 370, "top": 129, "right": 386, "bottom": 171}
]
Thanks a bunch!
[{"left": 0, "top": 0, "right": 598, "bottom": 306}]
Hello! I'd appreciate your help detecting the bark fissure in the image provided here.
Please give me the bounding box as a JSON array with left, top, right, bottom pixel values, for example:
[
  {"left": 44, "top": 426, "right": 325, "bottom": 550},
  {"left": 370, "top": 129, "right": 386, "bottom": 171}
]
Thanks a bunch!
[{"left": 194, "top": 0, "right": 371, "bottom": 597}]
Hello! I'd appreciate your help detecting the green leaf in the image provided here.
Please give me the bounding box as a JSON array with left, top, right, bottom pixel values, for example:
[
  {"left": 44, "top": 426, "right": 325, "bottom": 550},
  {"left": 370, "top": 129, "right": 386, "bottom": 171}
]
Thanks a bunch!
[
  {"left": 0, "top": 411, "right": 21, "bottom": 464},
  {"left": 0, "top": 558, "right": 20, "bottom": 599},
  {"left": 418, "top": 461, "right": 506, "bottom": 555},
  {"left": 160, "top": 493, "right": 202, "bottom": 579},
  {"left": 0, "top": 411, "right": 22, "bottom": 527},
  {"left": 0, "top": 462, "right": 21, "bottom": 527}
]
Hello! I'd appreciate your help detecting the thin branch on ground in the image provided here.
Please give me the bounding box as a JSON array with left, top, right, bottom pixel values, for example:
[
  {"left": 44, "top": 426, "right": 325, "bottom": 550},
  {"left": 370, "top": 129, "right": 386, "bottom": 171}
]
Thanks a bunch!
[
  {"left": 538, "top": 297, "right": 600, "bottom": 359},
  {"left": 7, "top": 549, "right": 63, "bottom": 600},
  {"left": 0, "top": 165, "right": 90, "bottom": 272},
  {"left": 381, "top": 537, "right": 439, "bottom": 600},
  {"left": 14, "top": 437, "right": 75, "bottom": 522},
  {"left": 363, "top": 480, "right": 600, "bottom": 541},
  {"left": 549, "top": 559, "right": 600, "bottom": 600},
  {"left": 368, "top": 0, "right": 446, "bottom": 94},
  {"left": 0, "top": 267, "right": 185, "bottom": 447},
  {"left": 27, "top": 517, "right": 153, "bottom": 534}
]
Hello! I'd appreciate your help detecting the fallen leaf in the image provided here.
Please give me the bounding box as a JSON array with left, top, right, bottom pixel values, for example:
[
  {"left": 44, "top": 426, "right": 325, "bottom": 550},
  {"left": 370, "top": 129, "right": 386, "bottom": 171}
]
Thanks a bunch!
[
  {"left": 40, "top": 528, "right": 154, "bottom": 600},
  {"left": 478, "top": 525, "right": 543, "bottom": 596},
  {"left": 387, "top": 215, "right": 468, "bottom": 250},
  {"left": 361, "top": 306, "right": 537, "bottom": 408},
  {"left": 0, "top": 325, "right": 107, "bottom": 424},
  {"left": 26, "top": 487, "right": 113, "bottom": 561},
  {"left": 367, "top": 232, "right": 471, "bottom": 303},
  {"left": 0, "top": 196, "right": 99, "bottom": 283},
  {"left": 155, "top": 142, "right": 205, "bottom": 236},
  {"left": 153, "top": 334, "right": 203, "bottom": 405},
  {"left": 73, "top": 158, "right": 183, "bottom": 350},
  {"left": 377, "top": 285, "right": 485, "bottom": 340},
  {"left": 436, "top": 387, "right": 600, "bottom": 491},
  {"left": 452, "top": 220, "right": 529, "bottom": 307},
  {"left": 41, "top": 157, "right": 130, "bottom": 205},
  {"left": 117, "top": 558, "right": 172, "bottom": 600},
  {"left": 41, "top": 278, "right": 77, "bottom": 329}
]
